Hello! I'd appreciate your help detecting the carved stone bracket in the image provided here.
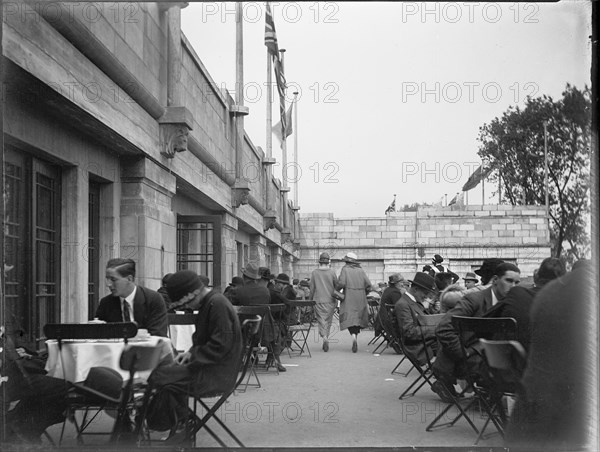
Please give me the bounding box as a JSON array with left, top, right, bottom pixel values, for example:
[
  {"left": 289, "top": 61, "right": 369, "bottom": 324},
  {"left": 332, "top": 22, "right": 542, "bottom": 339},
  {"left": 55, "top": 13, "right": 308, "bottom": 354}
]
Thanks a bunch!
[
  {"left": 263, "top": 209, "right": 278, "bottom": 232},
  {"left": 232, "top": 180, "right": 251, "bottom": 208},
  {"left": 280, "top": 228, "right": 292, "bottom": 244},
  {"left": 292, "top": 239, "right": 302, "bottom": 252},
  {"left": 158, "top": 106, "right": 194, "bottom": 159}
]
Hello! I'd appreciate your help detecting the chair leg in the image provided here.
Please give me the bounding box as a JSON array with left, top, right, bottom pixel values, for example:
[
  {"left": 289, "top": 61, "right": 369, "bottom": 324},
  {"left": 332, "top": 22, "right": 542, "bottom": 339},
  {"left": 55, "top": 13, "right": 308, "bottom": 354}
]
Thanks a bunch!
[
  {"left": 194, "top": 399, "right": 245, "bottom": 448},
  {"left": 399, "top": 373, "right": 429, "bottom": 400},
  {"left": 426, "top": 390, "right": 480, "bottom": 435}
]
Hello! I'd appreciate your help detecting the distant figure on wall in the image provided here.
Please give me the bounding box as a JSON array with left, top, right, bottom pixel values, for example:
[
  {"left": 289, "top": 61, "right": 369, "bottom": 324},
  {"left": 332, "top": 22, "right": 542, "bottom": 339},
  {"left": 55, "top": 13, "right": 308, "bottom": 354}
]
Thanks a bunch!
[{"left": 423, "top": 254, "right": 458, "bottom": 284}]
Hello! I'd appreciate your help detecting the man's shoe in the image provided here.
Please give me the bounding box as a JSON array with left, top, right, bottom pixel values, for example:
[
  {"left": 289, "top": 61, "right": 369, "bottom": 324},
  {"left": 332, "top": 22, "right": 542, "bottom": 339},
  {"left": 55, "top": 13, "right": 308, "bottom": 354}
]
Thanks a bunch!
[
  {"left": 352, "top": 338, "right": 358, "bottom": 353},
  {"left": 323, "top": 341, "right": 329, "bottom": 352},
  {"left": 431, "top": 380, "right": 456, "bottom": 404},
  {"left": 276, "top": 361, "right": 287, "bottom": 372}
]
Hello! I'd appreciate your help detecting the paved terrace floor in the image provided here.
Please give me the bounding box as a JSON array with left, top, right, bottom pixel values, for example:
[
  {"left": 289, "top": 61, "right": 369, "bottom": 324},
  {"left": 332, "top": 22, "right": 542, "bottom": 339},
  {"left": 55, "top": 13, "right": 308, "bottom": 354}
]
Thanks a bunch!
[{"left": 39, "top": 324, "right": 504, "bottom": 450}]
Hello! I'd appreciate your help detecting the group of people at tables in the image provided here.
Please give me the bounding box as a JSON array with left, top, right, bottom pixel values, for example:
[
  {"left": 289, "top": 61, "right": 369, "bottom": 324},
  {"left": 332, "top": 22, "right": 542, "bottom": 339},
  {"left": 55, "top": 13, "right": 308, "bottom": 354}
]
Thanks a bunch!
[
  {"left": 3, "top": 253, "right": 592, "bottom": 449},
  {"left": 378, "top": 254, "right": 592, "bottom": 449}
]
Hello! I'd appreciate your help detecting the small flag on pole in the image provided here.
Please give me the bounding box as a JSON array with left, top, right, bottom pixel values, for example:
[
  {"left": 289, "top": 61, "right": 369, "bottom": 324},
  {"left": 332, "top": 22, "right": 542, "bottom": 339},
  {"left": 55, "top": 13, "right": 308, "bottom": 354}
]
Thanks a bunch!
[
  {"left": 272, "top": 103, "right": 293, "bottom": 145},
  {"left": 461, "top": 164, "right": 493, "bottom": 192},
  {"left": 385, "top": 195, "right": 396, "bottom": 215}
]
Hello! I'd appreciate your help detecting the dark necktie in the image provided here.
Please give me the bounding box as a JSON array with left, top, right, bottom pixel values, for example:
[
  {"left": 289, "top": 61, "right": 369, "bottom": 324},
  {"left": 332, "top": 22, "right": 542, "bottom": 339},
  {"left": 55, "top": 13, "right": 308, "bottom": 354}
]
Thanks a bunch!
[{"left": 122, "top": 300, "right": 131, "bottom": 322}]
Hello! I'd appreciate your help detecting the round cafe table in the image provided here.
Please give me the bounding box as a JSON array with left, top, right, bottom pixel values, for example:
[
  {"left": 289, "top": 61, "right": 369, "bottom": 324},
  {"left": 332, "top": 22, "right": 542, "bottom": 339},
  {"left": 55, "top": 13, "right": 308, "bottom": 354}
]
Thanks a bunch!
[{"left": 45, "top": 336, "right": 173, "bottom": 383}]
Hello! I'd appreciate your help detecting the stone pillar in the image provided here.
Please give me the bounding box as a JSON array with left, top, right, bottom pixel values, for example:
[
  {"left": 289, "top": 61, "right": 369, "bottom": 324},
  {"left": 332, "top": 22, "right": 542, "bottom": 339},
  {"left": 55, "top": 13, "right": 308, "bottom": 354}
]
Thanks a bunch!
[
  {"left": 120, "top": 158, "right": 176, "bottom": 289},
  {"left": 61, "top": 167, "right": 89, "bottom": 323},
  {"left": 249, "top": 234, "right": 267, "bottom": 266},
  {"left": 222, "top": 213, "right": 239, "bottom": 291},
  {"left": 282, "top": 253, "right": 293, "bottom": 276},
  {"left": 271, "top": 246, "right": 283, "bottom": 275}
]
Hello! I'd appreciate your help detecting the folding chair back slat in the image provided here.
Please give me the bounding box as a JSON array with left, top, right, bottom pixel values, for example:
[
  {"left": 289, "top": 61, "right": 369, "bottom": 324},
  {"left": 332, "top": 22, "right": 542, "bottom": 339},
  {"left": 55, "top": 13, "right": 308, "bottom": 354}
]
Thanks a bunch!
[{"left": 44, "top": 322, "right": 138, "bottom": 344}]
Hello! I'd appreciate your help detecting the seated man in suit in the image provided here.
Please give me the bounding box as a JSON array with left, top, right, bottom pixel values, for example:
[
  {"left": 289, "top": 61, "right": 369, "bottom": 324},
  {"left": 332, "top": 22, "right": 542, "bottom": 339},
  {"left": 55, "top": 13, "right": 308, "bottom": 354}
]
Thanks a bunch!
[
  {"left": 96, "top": 258, "right": 168, "bottom": 337},
  {"left": 394, "top": 272, "right": 438, "bottom": 365},
  {"left": 432, "top": 262, "right": 521, "bottom": 402},
  {"left": 485, "top": 257, "right": 565, "bottom": 352}
]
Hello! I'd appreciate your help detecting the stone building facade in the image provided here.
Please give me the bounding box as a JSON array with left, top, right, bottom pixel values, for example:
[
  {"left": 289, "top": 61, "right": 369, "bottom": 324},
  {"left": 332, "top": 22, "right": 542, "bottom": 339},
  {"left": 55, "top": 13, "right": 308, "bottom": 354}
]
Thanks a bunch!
[
  {"left": 294, "top": 206, "right": 551, "bottom": 285},
  {"left": 2, "top": 3, "right": 298, "bottom": 347}
]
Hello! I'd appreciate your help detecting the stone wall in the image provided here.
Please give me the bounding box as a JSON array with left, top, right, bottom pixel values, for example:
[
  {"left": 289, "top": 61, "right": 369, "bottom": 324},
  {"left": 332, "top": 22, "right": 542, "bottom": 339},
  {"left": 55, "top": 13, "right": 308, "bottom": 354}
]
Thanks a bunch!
[{"left": 295, "top": 206, "right": 551, "bottom": 284}]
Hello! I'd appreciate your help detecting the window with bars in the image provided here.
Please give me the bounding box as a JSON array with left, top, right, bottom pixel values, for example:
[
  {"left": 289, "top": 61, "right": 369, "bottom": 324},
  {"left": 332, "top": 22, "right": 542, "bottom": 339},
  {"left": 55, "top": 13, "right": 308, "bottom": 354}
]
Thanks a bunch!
[
  {"left": 176, "top": 216, "right": 222, "bottom": 288},
  {"left": 4, "top": 147, "right": 61, "bottom": 349},
  {"left": 88, "top": 183, "right": 100, "bottom": 319}
]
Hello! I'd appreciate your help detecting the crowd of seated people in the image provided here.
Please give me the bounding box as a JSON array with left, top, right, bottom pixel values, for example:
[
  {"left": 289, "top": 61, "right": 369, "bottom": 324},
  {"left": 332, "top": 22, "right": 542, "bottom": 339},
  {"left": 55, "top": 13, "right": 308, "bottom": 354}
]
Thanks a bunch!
[
  {"left": 384, "top": 255, "right": 592, "bottom": 449},
  {"left": 4, "top": 252, "right": 593, "bottom": 449}
]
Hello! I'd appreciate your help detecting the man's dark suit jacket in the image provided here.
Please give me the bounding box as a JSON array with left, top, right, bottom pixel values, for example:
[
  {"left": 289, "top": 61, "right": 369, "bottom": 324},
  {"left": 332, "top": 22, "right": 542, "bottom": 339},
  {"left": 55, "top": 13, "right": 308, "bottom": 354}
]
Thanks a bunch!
[
  {"left": 485, "top": 284, "right": 539, "bottom": 352},
  {"left": 96, "top": 286, "right": 168, "bottom": 337},
  {"left": 394, "top": 292, "right": 434, "bottom": 365},
  {"left": 432, "top": 286, "right": 494, "bottom": 382}
]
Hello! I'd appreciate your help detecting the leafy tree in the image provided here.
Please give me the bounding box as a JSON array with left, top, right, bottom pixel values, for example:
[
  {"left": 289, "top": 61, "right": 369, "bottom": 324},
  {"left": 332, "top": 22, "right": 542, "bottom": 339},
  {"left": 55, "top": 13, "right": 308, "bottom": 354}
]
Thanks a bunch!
[
  {"left": 477, "top": 84, "right": 591, "bottom": 259},
  {"left": 398, "top": 202, "right": 432, "bottom": 212}
]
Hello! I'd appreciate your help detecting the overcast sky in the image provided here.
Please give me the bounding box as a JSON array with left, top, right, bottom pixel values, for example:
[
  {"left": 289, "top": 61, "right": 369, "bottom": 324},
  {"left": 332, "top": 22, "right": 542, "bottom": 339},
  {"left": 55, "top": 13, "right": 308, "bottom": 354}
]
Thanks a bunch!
[{"left": 181, "top": 1, "right": 591, "bottom": 218}]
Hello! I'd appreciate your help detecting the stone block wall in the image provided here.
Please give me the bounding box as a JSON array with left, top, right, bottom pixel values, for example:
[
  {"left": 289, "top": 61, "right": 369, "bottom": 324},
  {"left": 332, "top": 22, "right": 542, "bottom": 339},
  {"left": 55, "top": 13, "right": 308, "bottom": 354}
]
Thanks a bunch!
[{"left": 295, "top": 206, "right": 551, "bottom": 284}]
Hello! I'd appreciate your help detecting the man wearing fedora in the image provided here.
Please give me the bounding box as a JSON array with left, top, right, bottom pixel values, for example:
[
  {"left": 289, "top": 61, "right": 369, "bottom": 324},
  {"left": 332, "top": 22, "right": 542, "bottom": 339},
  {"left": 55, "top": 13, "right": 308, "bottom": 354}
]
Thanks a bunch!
[
  {"left": 462, "top": 272, "right": 479, "bottom": 290},
  {"left": 337, "top": 252, "right": 372, "bottom": 353},
  {"left": 96, "top": 258, "right": 168, "bottom": 337},
  {"left": 234, "top": 263, "right": 288, "bottom": 371},
  {"left": 431, "top": 262, "right": 521, "bottom": 402},
  {"left": 394, "top": 272, "right": 438, "bottom": 365},
  {"left": 310, "top": 253, "right": 338, "bottom": 352},
  {"left": 234, "top": 263, "right": 271, "bottom": 306},
  {"left": 146, "top": 270, "right": 242, "bottom": 435}
]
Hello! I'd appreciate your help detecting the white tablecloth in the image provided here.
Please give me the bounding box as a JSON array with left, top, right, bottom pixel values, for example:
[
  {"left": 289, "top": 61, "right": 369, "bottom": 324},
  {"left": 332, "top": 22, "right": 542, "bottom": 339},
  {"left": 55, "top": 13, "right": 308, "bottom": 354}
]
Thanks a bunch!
[
  {"left": 169, "top": 325, "right": 194, "bottom": 352},
  {"left": 45, "top": 336, "right": 172, "bottom": 383}
]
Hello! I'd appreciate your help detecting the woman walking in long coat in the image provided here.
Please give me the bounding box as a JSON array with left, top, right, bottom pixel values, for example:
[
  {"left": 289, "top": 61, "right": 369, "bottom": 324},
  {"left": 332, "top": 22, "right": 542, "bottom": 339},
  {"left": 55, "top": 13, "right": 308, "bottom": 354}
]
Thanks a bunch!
[
  {"left": 337, "top": 252, "right": 372, "bottom": 353},
  {"left": 310, "top": 252, "right": 338, "bottom": 352}
]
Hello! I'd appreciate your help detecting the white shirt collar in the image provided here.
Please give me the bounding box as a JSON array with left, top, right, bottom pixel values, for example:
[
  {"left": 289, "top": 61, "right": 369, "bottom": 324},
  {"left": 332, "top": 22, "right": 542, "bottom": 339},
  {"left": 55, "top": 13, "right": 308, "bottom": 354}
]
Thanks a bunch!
[
  {"left": 491, "top": 287, "right": 498, "bottom": 306},
  {"left": 405, "top": 291, "right": 417, "bottom": 303},
  {"left": 123, "top": 285, "right": 137, "bottom": 318}
]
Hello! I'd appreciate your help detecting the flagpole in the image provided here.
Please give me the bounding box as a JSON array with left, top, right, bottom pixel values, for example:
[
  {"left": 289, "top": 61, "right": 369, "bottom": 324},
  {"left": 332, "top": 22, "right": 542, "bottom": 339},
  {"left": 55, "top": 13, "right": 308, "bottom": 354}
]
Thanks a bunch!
[
  {"left": 293, "top": 91, "right": 299, "bottom": 208},
  {"left": 235, "top": 2, "right": 244, "bottom": 183},
  {"left": 280, "top": 48, "right": 288, "bottom": 190},
  {"left": 544, "top": 121, "right": 549, "bottom": 217},
  {"left": 481, "top": 159, "right": 485, "bottom": 205},
  {"left": 266, "top": 47, "right": 273, "bottom": 209}
]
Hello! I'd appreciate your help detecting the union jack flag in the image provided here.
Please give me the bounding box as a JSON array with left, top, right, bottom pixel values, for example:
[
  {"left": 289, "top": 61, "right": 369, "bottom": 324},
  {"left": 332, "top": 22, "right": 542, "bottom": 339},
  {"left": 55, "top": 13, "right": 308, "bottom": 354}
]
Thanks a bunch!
[{"left": 265, "top": 2, "right": 287, "bottom": 140}]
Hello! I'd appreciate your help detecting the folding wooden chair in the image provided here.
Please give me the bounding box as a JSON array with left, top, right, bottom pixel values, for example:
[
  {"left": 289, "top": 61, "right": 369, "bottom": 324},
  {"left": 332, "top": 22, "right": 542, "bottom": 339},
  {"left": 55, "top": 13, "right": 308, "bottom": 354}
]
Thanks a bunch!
[
  {"left": 185, "top": 316, "right": 261, "bottom": 447},
  {"left": 378, "top": 303, "right": 413, "bottom": 376},
  {"left": 234, "top": 305, "right": 268, "bottom": 391},
  {"left": 286, "top": 300, "right": 316, "bottom": 358},
  {"left": 113, "top": 342, "right": 164, "bottom": 445},
  {"left": 258, "top": 303, "right": 286, "bottom": 374},
  {"left": 476, "top": 339, "right": 527, "bottom": 444},
  {"left": 426, "top": 316, "right": 517, "bottom": 439},
  {"left": 43, "top": 322, "right": 138, "bottom": 445},
  {"left": 396, "top": 311, "right": 442, "bottom": 399}
]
